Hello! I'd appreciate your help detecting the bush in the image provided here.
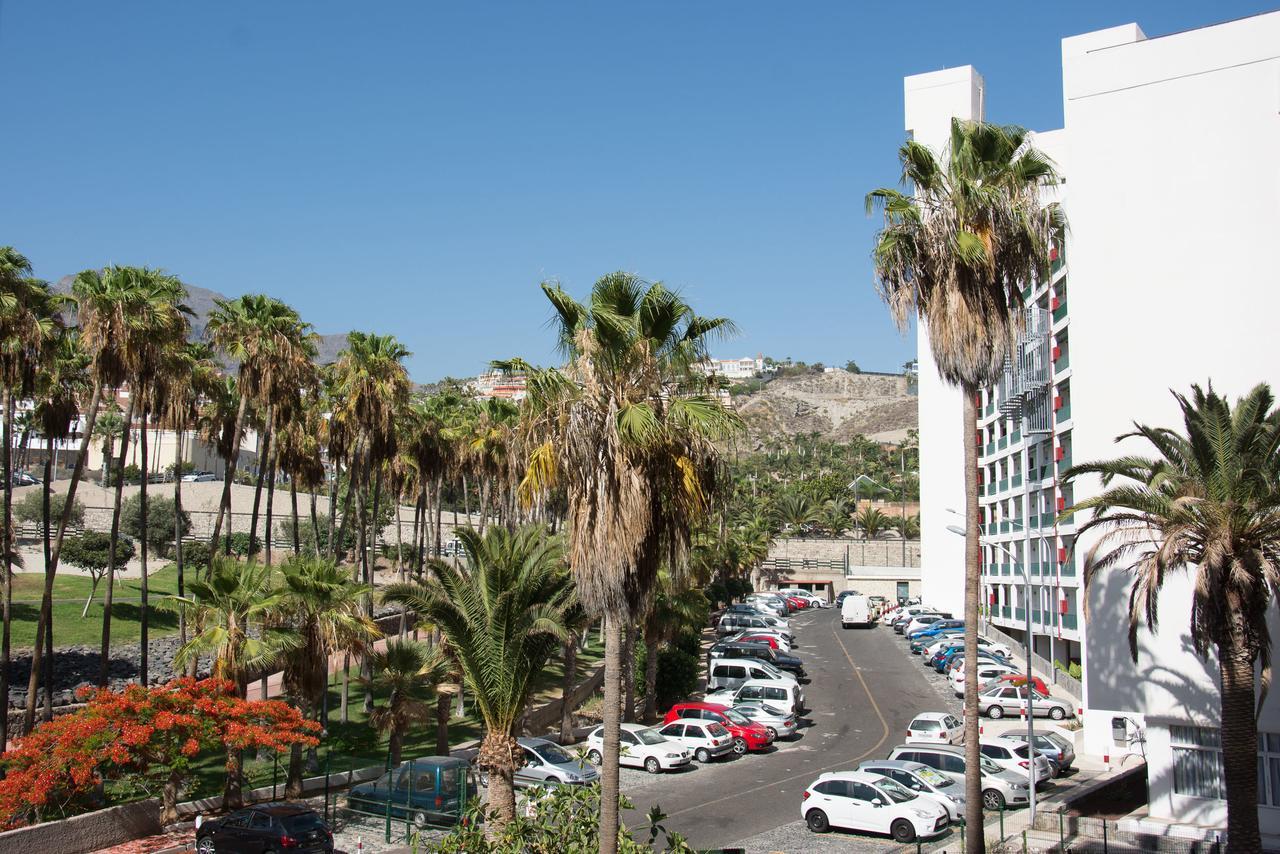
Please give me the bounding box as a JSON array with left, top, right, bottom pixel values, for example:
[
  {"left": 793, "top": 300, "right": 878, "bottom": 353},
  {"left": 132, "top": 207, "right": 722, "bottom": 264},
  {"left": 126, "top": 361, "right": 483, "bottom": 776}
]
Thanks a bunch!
[
  {"left": 175, "top": 541, "right": 213, "bottom": 575},
  {"left": 216, "top": 532, "right": 255, "bottom": 558},
  {"left": 62, "top": 531, "right": 135, "bottom": 573},
  {"left": 1054, "top": 659, "right": 1082, "bottom": 680},
  {"left": 121, "top": 495, "right": 191, "bottom": 558},
  {"left": 14, "top": 492, "right": 84, "bottom": 528},
  {"left": 654, "top": 647, "right": 700, "bottom": 711}
]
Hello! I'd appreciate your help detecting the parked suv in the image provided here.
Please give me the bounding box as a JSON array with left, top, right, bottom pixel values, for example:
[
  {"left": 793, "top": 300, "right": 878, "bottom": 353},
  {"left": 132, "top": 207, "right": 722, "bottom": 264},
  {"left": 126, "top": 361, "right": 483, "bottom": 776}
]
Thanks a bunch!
[
  {"left": 717, "top": 613, "right": 793, "bottom": 638},
  {"left": 706, "top": 678, "right": 805, "bottom": 716},
  {"left": 197, "top": 803, "right": 333, "bottom": 854},
  {"left": 657, "top": 718, "right": 735, "bottom": 763},
  {"left": 664, "top": 701, "right": 774, "bottom": 754},
  {"left": 706, "top": 657, "right": 797, "bottom": 692},
  {"left": 886, "top": 743, "right": 1031, "bottom": 811},
  {"left": 708, "top": 640, "right": 805, "bottom": 677},
  {"left": 347, "top": 756, "right": 477, "bottom": 828}
]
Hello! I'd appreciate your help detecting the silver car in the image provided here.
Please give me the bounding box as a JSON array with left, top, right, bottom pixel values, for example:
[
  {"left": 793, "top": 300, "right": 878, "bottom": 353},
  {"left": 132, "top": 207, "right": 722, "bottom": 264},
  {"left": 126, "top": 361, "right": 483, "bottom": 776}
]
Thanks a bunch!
[
  {"left": 859, "top": 759, "right": 966, "bottom": 822},
  {"left": 886, "top": 743, "right": 1032, "bottom": 811},
  {"left": 732, "top": 701, "right": 798, "bottom": 740},
  {"left": 513, "top": 737, "right": 599, "bottom": 787},
  {"left": 978, "top": 685, "right": 1075, "bottom": 721}
]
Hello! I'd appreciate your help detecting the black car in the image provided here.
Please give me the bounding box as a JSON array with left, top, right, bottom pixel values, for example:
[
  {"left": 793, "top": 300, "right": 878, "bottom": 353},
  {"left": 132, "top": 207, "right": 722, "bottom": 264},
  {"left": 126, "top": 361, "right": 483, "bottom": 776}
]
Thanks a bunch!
[
  {"left": 196, "top": 802, "right": 333, "bottom": 854},
  {"left": 708, "top": 640, "right": 806, "bottom": 678}
]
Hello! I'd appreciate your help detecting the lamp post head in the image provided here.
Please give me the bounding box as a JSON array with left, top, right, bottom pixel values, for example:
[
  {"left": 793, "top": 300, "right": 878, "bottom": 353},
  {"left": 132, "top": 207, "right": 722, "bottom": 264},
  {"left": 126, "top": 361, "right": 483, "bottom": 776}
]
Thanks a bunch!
[{"left": 945, "top": 524, "right": 965, "bottom": 537}]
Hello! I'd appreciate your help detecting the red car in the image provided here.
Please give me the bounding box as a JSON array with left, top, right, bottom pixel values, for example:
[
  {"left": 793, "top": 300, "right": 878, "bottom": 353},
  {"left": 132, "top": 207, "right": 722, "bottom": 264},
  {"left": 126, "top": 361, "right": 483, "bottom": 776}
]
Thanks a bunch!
[
  {"left": 736, "top": 634, "right": 780, "bottom": 649},
  {"left": 663, "top": 702, "right": 774, "bottom": 754},
  {"left": 990, "top": 673, "right": 1050, "bottom": 696},
  {"left": 784, "top": 596, "right": 807, "bottom": 610}
]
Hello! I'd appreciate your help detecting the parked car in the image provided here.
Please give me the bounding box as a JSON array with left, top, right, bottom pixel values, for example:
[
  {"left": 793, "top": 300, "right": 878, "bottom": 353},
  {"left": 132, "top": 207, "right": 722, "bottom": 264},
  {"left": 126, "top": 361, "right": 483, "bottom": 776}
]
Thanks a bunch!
[
  {"left": 911, "top": 629, "right": 963, "bottom": 654},
  {"left": 706, "top": 657, "right": 797, "bottom": 692},
  {"left": 10, "top": 472, "right": 40, "bottom": 486},
  {"left": 858, "top": 759, "right": 966, "bottom": 822},
  {"left": 708, "top": 640, "right": 805, "bottom": 677},
  {"left": 986, "top": 672, "right": 1051, "bottom": 696},
  {"left": 663, "top": 701, "right": 774, "bottom": 754},
  {"left": 978, "top": 738, "right": 1053, "bottom": 784},
  {"left": 886, "top": 743, "right": 1031, "bottom": 811},
  {"left": 801, "top": 771, "right": 949, "bottom": 841},
  {"left": 784, "top": 595, "right": 809, "bottom": 610},
  {"left": 347, "top": 757, "right": 476, "bottom": 828},
  {"left": 196, "top": 802, "right": 333, "bottom": 853},
  {"left": 841, "top": 594, "right": 874, "bottom": 629},
  {"left": 585, "top": 723, "right": 691, "bottom": 773},
  {"left": 835, "top": 590, "right": 856, "bottom": 608},
  {"left": 716, "top": 613, "right": 793, "bottom": 639},
  {"left": 1017, "top": 730, "right": 1076, "bottom": 773},
  {"left": 182, "top": 471, "right": 219, "bottom": 482},
  {"left": 706, "top": 678, "right": 805, "bottom": 717},
  {"left": 730, "top": 631, "right": 789, "bottom": 652},
  {"left": 977, "top": 685, "right": 1074, "bottom": 720},
  {"left": 905, "top": 712, "right": 965, "bottom": 745},
  {"left": 731, "top": 700, "right": 798, "bottom": 740},
  {"left": 725, "top": 603, "right": 768, "bottom": 616},
  {"left": 513, "top": 737, "right": 599, "bottom": 787},
  {"left": 745, "top": 594, "right": 790, "bottom": 617},
  {"left": 903, "top": 615, "right": 951, "bottom": 636},
  {"left": 951, "top": 662, "right": 1019, "bottom": 695},
  {"left": 783, "top": 591, "right": 828, "bottom": 609},
  {"left": 657, "top": 718, "right": 736, "bottom": 763},
  {"left": 907, "top": 619, "right": 964, "bottom": 641}
]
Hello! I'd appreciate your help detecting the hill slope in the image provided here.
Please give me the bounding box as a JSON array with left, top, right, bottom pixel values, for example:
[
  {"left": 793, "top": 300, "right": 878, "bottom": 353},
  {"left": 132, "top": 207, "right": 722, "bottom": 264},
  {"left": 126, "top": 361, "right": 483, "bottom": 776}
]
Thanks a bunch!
[{"left": 732, "top": 369, "right": 917, "bottom": 445}]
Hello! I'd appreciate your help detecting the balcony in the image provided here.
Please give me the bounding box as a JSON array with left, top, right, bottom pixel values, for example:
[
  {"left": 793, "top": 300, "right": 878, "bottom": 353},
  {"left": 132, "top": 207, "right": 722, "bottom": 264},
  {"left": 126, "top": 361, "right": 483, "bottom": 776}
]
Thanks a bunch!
[
  {"left": 1002, "top": 562, "right": 1012, "bottom": 576},
  {"left": 1053, "top": 298, "right": 1068, "bottom": 324},
  {"left": 987, "top": 522, "right": 998, "bottom": 535},
  {"left": 986, "top": 442, "right": 996, "bottom": 456},
  {"left": 1061, "top": 613, "right": 1078, "bottom": 631},
  {"left": 998, "top": 478, "right": 1009, "bottom": 493},
  {"left": 998, "top": 436, "right": 1008, "bottom": 451},
  {"left": 1015, "top": 607, "right": 1026, "bottom": 621},
  {"left": 1001, "top": 606, "right": 1011, "bottom": 619},
  {"left": 1056, "top": 403, "right": 1072, "bottom": 424},
  {"left": 1054, "top": 349, "right": 1070, "bottom": 371},
  {"left": 1011, "top": 429, "right": 1021, "bottom": 443},
  {"left": 1000, "top": 521, "right": 1011, "bottom": 533}
]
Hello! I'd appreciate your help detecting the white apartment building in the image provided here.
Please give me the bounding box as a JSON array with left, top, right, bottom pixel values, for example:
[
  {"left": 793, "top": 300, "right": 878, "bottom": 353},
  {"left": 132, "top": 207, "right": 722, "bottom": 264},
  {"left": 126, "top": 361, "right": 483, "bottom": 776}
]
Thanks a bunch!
[
  {"left": 696, "top": 355, "right": 766, "bottom": 380},
  {"left": 907, "top": 12, "right": 1280, "bottom": 836}
]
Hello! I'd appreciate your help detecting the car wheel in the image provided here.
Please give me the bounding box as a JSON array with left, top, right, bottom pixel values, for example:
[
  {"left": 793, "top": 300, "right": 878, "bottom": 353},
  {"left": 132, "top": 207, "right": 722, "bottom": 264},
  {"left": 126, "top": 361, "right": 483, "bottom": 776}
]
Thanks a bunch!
[
  {"left": 765, "top": 726, "right": 778, "bottom": 739},
  {"left": 1049, "top": 706, "right": 1066, "bottom": 720},
  {"left": 196, "top": 839, "right": 216, "bottom": 854},
  {"left": 732, "top": 737, "right": 748, "bottom": 755},
  {"left": 413, "top": 810, "right": 428, "bottom": 829},
  {"left": 987, "top": 704, "right": 1004, "bottom": 719},
  {"left": 891, "top": 818, "right": 916, "bottom": 843},
  {"left": 586, "top": 749, "right": 602, "bottom": 765},
  {"left": 695, "top": 748, "right": 711, "bottom": 763},
  {"left": 983, "top": 789, "right": 1006, "bottom": 811},
  {"left": 805, "top": 809, "right": 830, "bottom": 833},
  {"left": 644, "top": 757, "right": 661, "bottom": 774}
]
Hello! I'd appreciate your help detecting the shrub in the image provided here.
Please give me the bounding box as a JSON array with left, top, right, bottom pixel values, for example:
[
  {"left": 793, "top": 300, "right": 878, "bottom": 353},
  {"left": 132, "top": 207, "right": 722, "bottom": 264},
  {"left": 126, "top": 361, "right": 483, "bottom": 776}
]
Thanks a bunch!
[
  {"left": 62, "top": 531, "right": 135, "bottom": 574},
  {"left": 1054, "top": 659, "right": 1082, "bottom": 680},
  {"left": 654, "top": 648, "right": 700, "bottom": 711},
  {"left": 121, "top": 495, "right": 191, "bottom": 558},
  {"left": 174, "top": 541, "right": 213, "bottom": 576},
  {"left": 216, "top": 532, "right": 255, "bottom": 558},
  {"left": 14, "top": 492, "right": 84, "bottom": 528}
]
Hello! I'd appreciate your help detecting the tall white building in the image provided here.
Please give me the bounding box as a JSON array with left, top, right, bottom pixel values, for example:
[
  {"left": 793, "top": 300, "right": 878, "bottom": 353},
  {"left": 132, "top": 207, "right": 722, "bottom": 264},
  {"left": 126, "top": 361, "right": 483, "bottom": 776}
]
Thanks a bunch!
[{"left": 908, "top": 12, "right": 1280, "bottom": 836}]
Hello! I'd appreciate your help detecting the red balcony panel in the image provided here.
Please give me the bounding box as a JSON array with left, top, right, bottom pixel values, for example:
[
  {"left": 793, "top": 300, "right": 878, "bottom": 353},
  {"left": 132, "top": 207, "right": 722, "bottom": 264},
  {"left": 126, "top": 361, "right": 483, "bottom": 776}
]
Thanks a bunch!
[
  {"left": 1051, "top": 296, "right": 1061, "bottom": 311},
  {"left": 1056, "top": 496, "right": 1066, "bottom": 512},
  {"left": 1055, "top": 446, "right": 1064, "bottom": 461},
  {"left": 1050, "top": 246, "right": 1060, "bottom": 262},
  {"left": 1052, "top": 346, "right": 1061, "bottom": 361},
  {"left": 1053, "top": 396, "right": 1063, "bottom": 411},
  {"left": 1058, "top": 547, "right": 1067, "bottom": 563}
]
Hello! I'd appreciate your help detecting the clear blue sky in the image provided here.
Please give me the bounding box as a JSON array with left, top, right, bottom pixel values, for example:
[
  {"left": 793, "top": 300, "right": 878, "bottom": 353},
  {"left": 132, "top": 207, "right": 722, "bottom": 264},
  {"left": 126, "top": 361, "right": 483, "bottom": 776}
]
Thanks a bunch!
[{"left": 1, "top": 2, "right": 1268, "bottom": 382}]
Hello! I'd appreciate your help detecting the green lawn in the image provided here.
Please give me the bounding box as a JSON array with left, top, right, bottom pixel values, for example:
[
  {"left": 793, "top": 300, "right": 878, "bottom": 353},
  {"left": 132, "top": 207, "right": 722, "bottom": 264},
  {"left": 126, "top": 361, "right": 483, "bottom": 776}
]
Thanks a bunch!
[{"left": 9, "top": 564, "right": 184, "bottom": 649}]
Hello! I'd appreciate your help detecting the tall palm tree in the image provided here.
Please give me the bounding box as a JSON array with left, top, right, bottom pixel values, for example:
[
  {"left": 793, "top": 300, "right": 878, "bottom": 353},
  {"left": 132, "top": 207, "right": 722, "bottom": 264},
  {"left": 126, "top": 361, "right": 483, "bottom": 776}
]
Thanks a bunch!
[
  {"left": 1062, "top": 384, "right": 1280, "bottom": 853},
  {"left": 362, "top": 639, "right": 452, "bottom": 767},
  {"left": 167, "top": 557, "right": 296, "bottom": 807},
  {"left": 277, "top": 556, "right": 380, "bottom": 795},
  {"left": 855, "top": 506, "right": 891, "bottom": 540},
  {"left": 820, "top": 497, "right": 854, "bottom": 538},
  {"left": 867, "top": 119, "right": 1061, "bottom": 850},
  {"left": 640, "top": 572, "right": 708, "bottom": 721},
  {"left": 0, "top": 248, "right": 61, "bottom": 743},
  {"left": 382, "top": 525, "right": 573, "bottom": 835},
  {"left": 771, "top": 492, "right": 817, "bottom": 533},
  {"left": 516, "top": 273, "right": 738, "bottom": 854},
  {"left": 204, "top": 294, "right": 316, "bottom": 553}
]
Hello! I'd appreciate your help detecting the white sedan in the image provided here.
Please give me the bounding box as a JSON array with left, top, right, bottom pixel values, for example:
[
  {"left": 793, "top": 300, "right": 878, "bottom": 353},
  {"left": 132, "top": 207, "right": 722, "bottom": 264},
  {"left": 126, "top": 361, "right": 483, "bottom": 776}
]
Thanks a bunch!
[
  {"left": 802, "top": 771, "right": 949, "bottom": 842},
  {"left": 584, "top": 724, "right": 691, "bottom": 773}
]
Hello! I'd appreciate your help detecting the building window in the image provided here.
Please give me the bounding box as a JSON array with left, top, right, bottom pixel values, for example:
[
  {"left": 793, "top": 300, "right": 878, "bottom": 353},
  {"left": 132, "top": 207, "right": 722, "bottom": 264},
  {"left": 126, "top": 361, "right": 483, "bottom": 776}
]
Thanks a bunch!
[
  {"left": 1171, "top": 725, "right": 1225, "bottom": 800},
  {"left": 1260, "top": 733, "right": 1280, "bottom": 807}
]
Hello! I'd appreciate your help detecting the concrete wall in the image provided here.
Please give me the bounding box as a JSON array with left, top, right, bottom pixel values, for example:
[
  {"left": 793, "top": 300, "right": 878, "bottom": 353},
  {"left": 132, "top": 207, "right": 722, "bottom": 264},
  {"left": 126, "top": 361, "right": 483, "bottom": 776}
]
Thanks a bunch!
[
  {"left": 0, "top": 798, "right": 162, "bottom": 854},
  {"left": 768, "top": 537, "right": 920, "bottom": 567}
]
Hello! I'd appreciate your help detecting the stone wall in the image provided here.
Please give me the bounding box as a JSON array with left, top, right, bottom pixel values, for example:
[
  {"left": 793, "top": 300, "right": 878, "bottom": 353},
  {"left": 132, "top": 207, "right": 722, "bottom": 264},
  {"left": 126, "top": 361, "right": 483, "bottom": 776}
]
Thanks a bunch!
[
  {"left": 769, "top": 537, "right": 921, "bottom": 568},
  {"left": 0, "top": 798, "right": 161, "bottom": 854}
]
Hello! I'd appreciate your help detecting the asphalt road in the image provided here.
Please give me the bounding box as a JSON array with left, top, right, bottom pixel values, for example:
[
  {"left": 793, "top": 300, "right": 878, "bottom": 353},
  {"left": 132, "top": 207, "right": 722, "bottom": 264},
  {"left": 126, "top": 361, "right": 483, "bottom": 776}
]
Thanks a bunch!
[{"left": 618, "top": 606, "right": 949, "bottom": 851}]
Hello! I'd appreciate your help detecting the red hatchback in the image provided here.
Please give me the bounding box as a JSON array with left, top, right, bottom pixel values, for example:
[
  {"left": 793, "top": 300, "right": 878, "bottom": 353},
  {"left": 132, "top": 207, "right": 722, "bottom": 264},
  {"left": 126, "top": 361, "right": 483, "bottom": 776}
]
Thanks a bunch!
[
  {"left": 663, "top": 702, "right": 774, "bottom": 754},
  {"left": 736, "top": 633, "right": 780, "bottom": 649},
  {"left": 784, "top": 596, "right": 807, "bottom": 610}
]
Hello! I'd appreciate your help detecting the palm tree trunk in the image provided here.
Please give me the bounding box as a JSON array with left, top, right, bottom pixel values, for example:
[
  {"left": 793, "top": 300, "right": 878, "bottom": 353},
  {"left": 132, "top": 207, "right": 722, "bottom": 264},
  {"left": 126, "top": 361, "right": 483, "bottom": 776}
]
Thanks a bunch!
[
  {"left": 290, "top": 480, "right": 300, "bottom": 556},
  {"left": 49, "top": 379, "right": 103, "bottom": 575},
  {"left": 210, "top": 390, "right": 251, "bottom": 555},
  {"left": 435, "top": 690, "right": 451, "bottom": 755},
  {"left": 396, "top": 496, "right": 406, "bottom": 638},
  {"left": 99, "top": 394, "right": 135, "bottom": 688},
  {"left": 478, "top": 479, "right": 489, "bottom": 536},
  {"left": 433, "top": 476, "right": 443, "bottom": 562},
  {"left": 598, "top": 616, "right": 622, "bottom": 854},
  {"left": 264, "top": 449, "right": 278, "bottom": 565},
  {"left": 622, "top": 623, "right": 636, "bottom": 723},
  {"left": 325, "top": 462, "right": 340, "bottom": 558},
  {"left": 960, "top": 383, "right": 984, "bottom": 854},
  {"left": 174, "top": 431, "right": 186, "bottom": 649},
  {"left": 643, "top": 636, "right": 659, "bottom": 722},
  {"left": 340, "top": 653, "right": 350, "bottom": 724},
  {"left": 462, "top": 474, "right": 470, "bottom": 524},
  {"left": 138, "top": 406, "right": 151, "bottom": 686},
  {"left": 362, "top": 466, "right": 380, "bottom": 715},
  {"left": 309, "top": 487, "right": 320, "bottom": 555},
  {"left": 30, "top": 453, "right": 55, "bottom": 724},
  {"left": 560, "top": 637, "right": 577, "bottom": 743},
  {"left": 0, "top": 393, "right": 14, "bottom": 747},
  {"left": 248, "top": 411, "right": 273, "bottom": 557},
  {"left": 480, "top": 731, "right": 518, "bottom": 836},
  {"left": 388, "top": 724, "right": 404, "bottom": 768},
  {"left": 1220, "top": 629, "right": 1262, "bottom": 853}
]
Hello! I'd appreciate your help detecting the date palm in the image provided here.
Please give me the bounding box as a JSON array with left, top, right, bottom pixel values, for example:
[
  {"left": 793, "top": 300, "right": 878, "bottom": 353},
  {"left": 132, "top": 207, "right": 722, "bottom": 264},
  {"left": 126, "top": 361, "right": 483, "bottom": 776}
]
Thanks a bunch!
[
  {"left": 1062, "top": 384, "right": 1280, "bottom": 853},
  {"left": 771, "top": 492, "right": 817, "bottom": 533},
  {"left": 867, "top": 119, "right": 1061, "bottom": 851},
  {"left": 381, "top": 525, "right": 573, "bottom": 835},
  {"left": 856, "top": 506, "right": 891, "bottom": 540},
  {"left": 820, "top": 497, "right": 854, "bottom": 538},
  {"left": 362, "top": 639, "right": 452, "bottom": 766},
  {"left": 517, "top": 273, "right": 738, "bottom": 853}
]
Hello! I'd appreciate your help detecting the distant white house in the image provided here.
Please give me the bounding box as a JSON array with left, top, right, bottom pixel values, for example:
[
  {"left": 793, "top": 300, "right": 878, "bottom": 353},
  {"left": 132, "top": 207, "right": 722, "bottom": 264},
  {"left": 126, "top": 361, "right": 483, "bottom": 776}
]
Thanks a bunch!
[{"left": 695, "top": 355, "right": 766, "bottom": 380}]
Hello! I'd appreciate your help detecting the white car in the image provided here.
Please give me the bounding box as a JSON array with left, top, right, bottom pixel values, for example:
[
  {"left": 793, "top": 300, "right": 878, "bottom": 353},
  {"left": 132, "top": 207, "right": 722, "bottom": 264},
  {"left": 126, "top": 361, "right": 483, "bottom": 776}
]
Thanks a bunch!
[
  {"left": 181, "top": 471, "right": 219, "bottom": 482},
  {"left": 801, "top": 771, "right": 949, "bottom": 842},
  {"left": 745, "top": 595, "right": 790, "bottom": 617},
  {"left": 656, "top": 719, "right": 735, "bottom": 763},
  {"left": 906, "top": 712, "right": 964, "bottom": 745},
  {"left": 951, "top": 662, "right": 1018, "bottom": 695},
  {"left": 584, "top": 723, "right": 691, "bottom": 773},
  {"left": 979, "top": 737, "right": 1053, "bottom": 784},
  {"left": 706, "top": 679, "right": 805, "bottom": 717},
  {"left": 706, "top": 657, "right": 798, "bottom": 693},
  {"left": 886, "top": 743, "right": 1032, "bottom": 811},
  {"left": 732, "top": 701, "right": 798, "bottom": 740},
  {"left": 903, "top": 615, "right": 950, "bottom": 636},
  {"left": 779, "top": 590, "right": 828, "bottom": 609}
]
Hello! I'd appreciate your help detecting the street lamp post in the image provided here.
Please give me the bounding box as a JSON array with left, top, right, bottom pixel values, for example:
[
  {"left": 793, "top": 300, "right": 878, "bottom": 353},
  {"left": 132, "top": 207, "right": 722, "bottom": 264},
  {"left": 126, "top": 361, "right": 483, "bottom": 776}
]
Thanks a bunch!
[{"left": 947, "top": 523, "right": 1038, "bottom": 822}]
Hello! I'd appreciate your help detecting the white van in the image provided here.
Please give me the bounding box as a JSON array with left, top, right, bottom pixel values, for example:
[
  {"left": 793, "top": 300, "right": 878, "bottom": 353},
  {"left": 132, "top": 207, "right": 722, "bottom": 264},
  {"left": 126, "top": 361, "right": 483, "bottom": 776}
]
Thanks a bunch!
[
  {"left": 841, "top": 595, "right": 873, "bottom": 629},
  {"left": 706, "top": 657, "right": 797, "bottom": 692}
]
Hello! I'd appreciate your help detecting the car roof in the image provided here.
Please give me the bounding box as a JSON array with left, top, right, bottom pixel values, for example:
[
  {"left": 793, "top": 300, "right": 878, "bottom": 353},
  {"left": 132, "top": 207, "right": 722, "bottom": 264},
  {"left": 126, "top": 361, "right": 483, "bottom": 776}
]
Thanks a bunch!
[
  {"left": 619, "top": 723, "right": 656, "bottom": 733},
  {"left": 739, "top": 678, "right": 789, "bottom": 689},
  {"left": 403, "top": 755, "right": 470, "bottom": 770},
  {"left": 860, "top": 759, "right": 929, "bottom": 773},
  {"left": 254, "top": 802, "right": 314, "bottom": 816},
  {"left": 518, "top": 737, "right": 558, "bottom": 749},
  {"left": 815, "top": 771, "right": 883, "bottom": 784},
  {"left": 674, "top": 701, "right": 729, "bottom": 712},
  {"left": 910, "top": 712, "right": 955, "bottom": 722},
  {"left": 892, "top": 742, "right": 963, "bottom": 756}
]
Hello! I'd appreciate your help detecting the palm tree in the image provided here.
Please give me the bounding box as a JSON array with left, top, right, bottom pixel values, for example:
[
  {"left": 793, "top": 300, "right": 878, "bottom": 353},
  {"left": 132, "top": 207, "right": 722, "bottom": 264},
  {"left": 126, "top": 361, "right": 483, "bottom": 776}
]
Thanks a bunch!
[
  {"left": 867, "top": 119, "right": 1061, "bottom": 850},
  {"left": 167, "top": 557, "right": 296, "bottom": 807},
  {"left": 362, "top": 640, "right": 452, "bottom": 767},
  {"left": 820, "top": 497, "right": 854, "bottom": 538},
  {"left": 204, "top": 294, "right": 315, "bottom": 554},
  {"left": 517, "top": 273, "right": 738, "bottom": 853},
  {"left": 0, "top": 248, "right": 61, "bottom": 744},
  {"left": 24, "top": 328, "right": 90, "bottom": 727},
  {"left": 381, "top": 525, "right": 573, "bottom": 835},
  {"left": 771, "top": 492, "right": 817, "bottom": 534},
  {"left": 1062, "top": 384, "right": 1280, "bottom": 853},
  {"left": 855, "top": 506, "right": 891, "bottom": 540},
  {"left": 640, "top": 572, "right": 708, "bottom": 721},
  {"left": 277, "top": 556, "right": 380, "bottom": 795}
]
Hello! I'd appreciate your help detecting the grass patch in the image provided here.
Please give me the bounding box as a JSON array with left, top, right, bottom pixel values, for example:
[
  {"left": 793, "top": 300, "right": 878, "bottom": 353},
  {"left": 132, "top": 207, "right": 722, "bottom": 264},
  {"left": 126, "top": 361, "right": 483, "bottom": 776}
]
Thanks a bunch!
[{"left": 9, "top": 564, "right": 184, "bottom": 649}]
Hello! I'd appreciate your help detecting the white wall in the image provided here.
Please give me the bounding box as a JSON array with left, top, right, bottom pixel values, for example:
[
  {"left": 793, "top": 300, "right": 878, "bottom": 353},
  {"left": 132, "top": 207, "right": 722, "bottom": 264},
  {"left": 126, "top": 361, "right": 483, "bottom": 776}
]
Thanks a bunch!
[{"left": 904, "top": 67, "right": 984, "bottom": 615}]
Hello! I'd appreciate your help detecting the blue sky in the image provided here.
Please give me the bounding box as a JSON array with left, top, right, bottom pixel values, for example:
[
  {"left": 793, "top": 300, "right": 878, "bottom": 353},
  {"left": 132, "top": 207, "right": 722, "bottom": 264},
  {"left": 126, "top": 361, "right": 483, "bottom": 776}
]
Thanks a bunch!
[{"left": 1, "top": 2, "right": 1268, "bottom": 382}]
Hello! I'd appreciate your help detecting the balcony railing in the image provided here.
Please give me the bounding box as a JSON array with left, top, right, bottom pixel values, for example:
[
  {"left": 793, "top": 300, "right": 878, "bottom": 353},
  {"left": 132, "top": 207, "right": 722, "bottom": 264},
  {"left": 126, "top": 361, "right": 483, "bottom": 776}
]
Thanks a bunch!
[
  {"left": 1015, "top": 606, "right": 1026, "bottom": 621},
  {"left": 998, "top": 478, "right": 1009, "bottom": 493},
  {"left": 1056, "top": 403, "right": 1072, "bottom": 424},
  {"left": 1061, "top": 613, "right": 1079, "bottom": 631},
  {"left": 1011, "top": 474, "right": 1022, "bottom": 488},
  {"left": 1054, "top": 350, "right": 1070, "bottom": 371},
  {"left": 1053, "top": 300, "right": 1068, "bottom": 324}
]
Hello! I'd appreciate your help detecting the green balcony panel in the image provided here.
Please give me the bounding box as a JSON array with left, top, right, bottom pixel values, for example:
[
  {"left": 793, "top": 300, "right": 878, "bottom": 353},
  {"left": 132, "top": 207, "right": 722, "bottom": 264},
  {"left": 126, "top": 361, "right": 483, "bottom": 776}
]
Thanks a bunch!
[
  {"left": 1015, "top": 607, "right": 1026, "bottom": 621},
  {"left": 1056, "top": 403, "right": 1072, "bottom": 423},
  {"left": 1011, "top": 474, "right": 1022, "bottom": 488},
  {"left": 1055, "top": 351, "right": 1070, "bottom": 371},
  {"left": 1061, "top": 613, "right": 1078, "bottom": 631},
  {"left": 1053, "top": 303, "right": 1068, "bottom": 324},
  {"left": 998, "top": 479, "right": 1009, "bottom": 493},
  {"left": 998, "top": 436, "right": 1008, "bottom": 450}
]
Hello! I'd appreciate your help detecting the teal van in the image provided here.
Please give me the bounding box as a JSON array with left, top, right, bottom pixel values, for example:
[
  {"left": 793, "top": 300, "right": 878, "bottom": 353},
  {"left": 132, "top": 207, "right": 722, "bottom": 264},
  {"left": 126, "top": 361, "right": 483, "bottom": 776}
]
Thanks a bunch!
[{"left": 346, "top": 756, "right": 477, "bottom": 828}]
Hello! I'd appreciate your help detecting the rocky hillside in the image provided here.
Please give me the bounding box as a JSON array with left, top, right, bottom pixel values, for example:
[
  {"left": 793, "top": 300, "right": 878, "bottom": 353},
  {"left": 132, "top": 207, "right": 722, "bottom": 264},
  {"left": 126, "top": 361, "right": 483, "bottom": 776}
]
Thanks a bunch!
[{"left": 732, "top": 369, "right": 917, "bottom": 444}]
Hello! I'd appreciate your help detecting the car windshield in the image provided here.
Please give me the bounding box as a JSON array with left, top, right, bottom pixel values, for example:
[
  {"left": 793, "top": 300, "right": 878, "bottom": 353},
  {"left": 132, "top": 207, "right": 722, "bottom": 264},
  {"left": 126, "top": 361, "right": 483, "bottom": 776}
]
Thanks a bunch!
[
  {"left": 876, "top": 778, "right": 917, "bottom": 803},
  {"left": 979, "top": 757, "right": 1004, "bottom": 774},
  {"left": 1008, "top": 743, "right": 1032, "bottom": 758},
  {"left": 1044, "top": 733, "right": 1071, "bottom": 750},
  {"left": 536, "top": 744, "right": 575, "bottom": 764},
  {"left": 708, "top": 723, "right": 730, "bottom": 737},
  {"left": 917, "top": 767, "right": 952, "bottom": 788},
  {"left": 722, "top": 709, "right": 752, "bottom": 726},
  {"left": 280, "top": 813, "right": 326, "bottom": 833},
  {"left": 635, "top": 729, "right": 667, "bottom": 746}
]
